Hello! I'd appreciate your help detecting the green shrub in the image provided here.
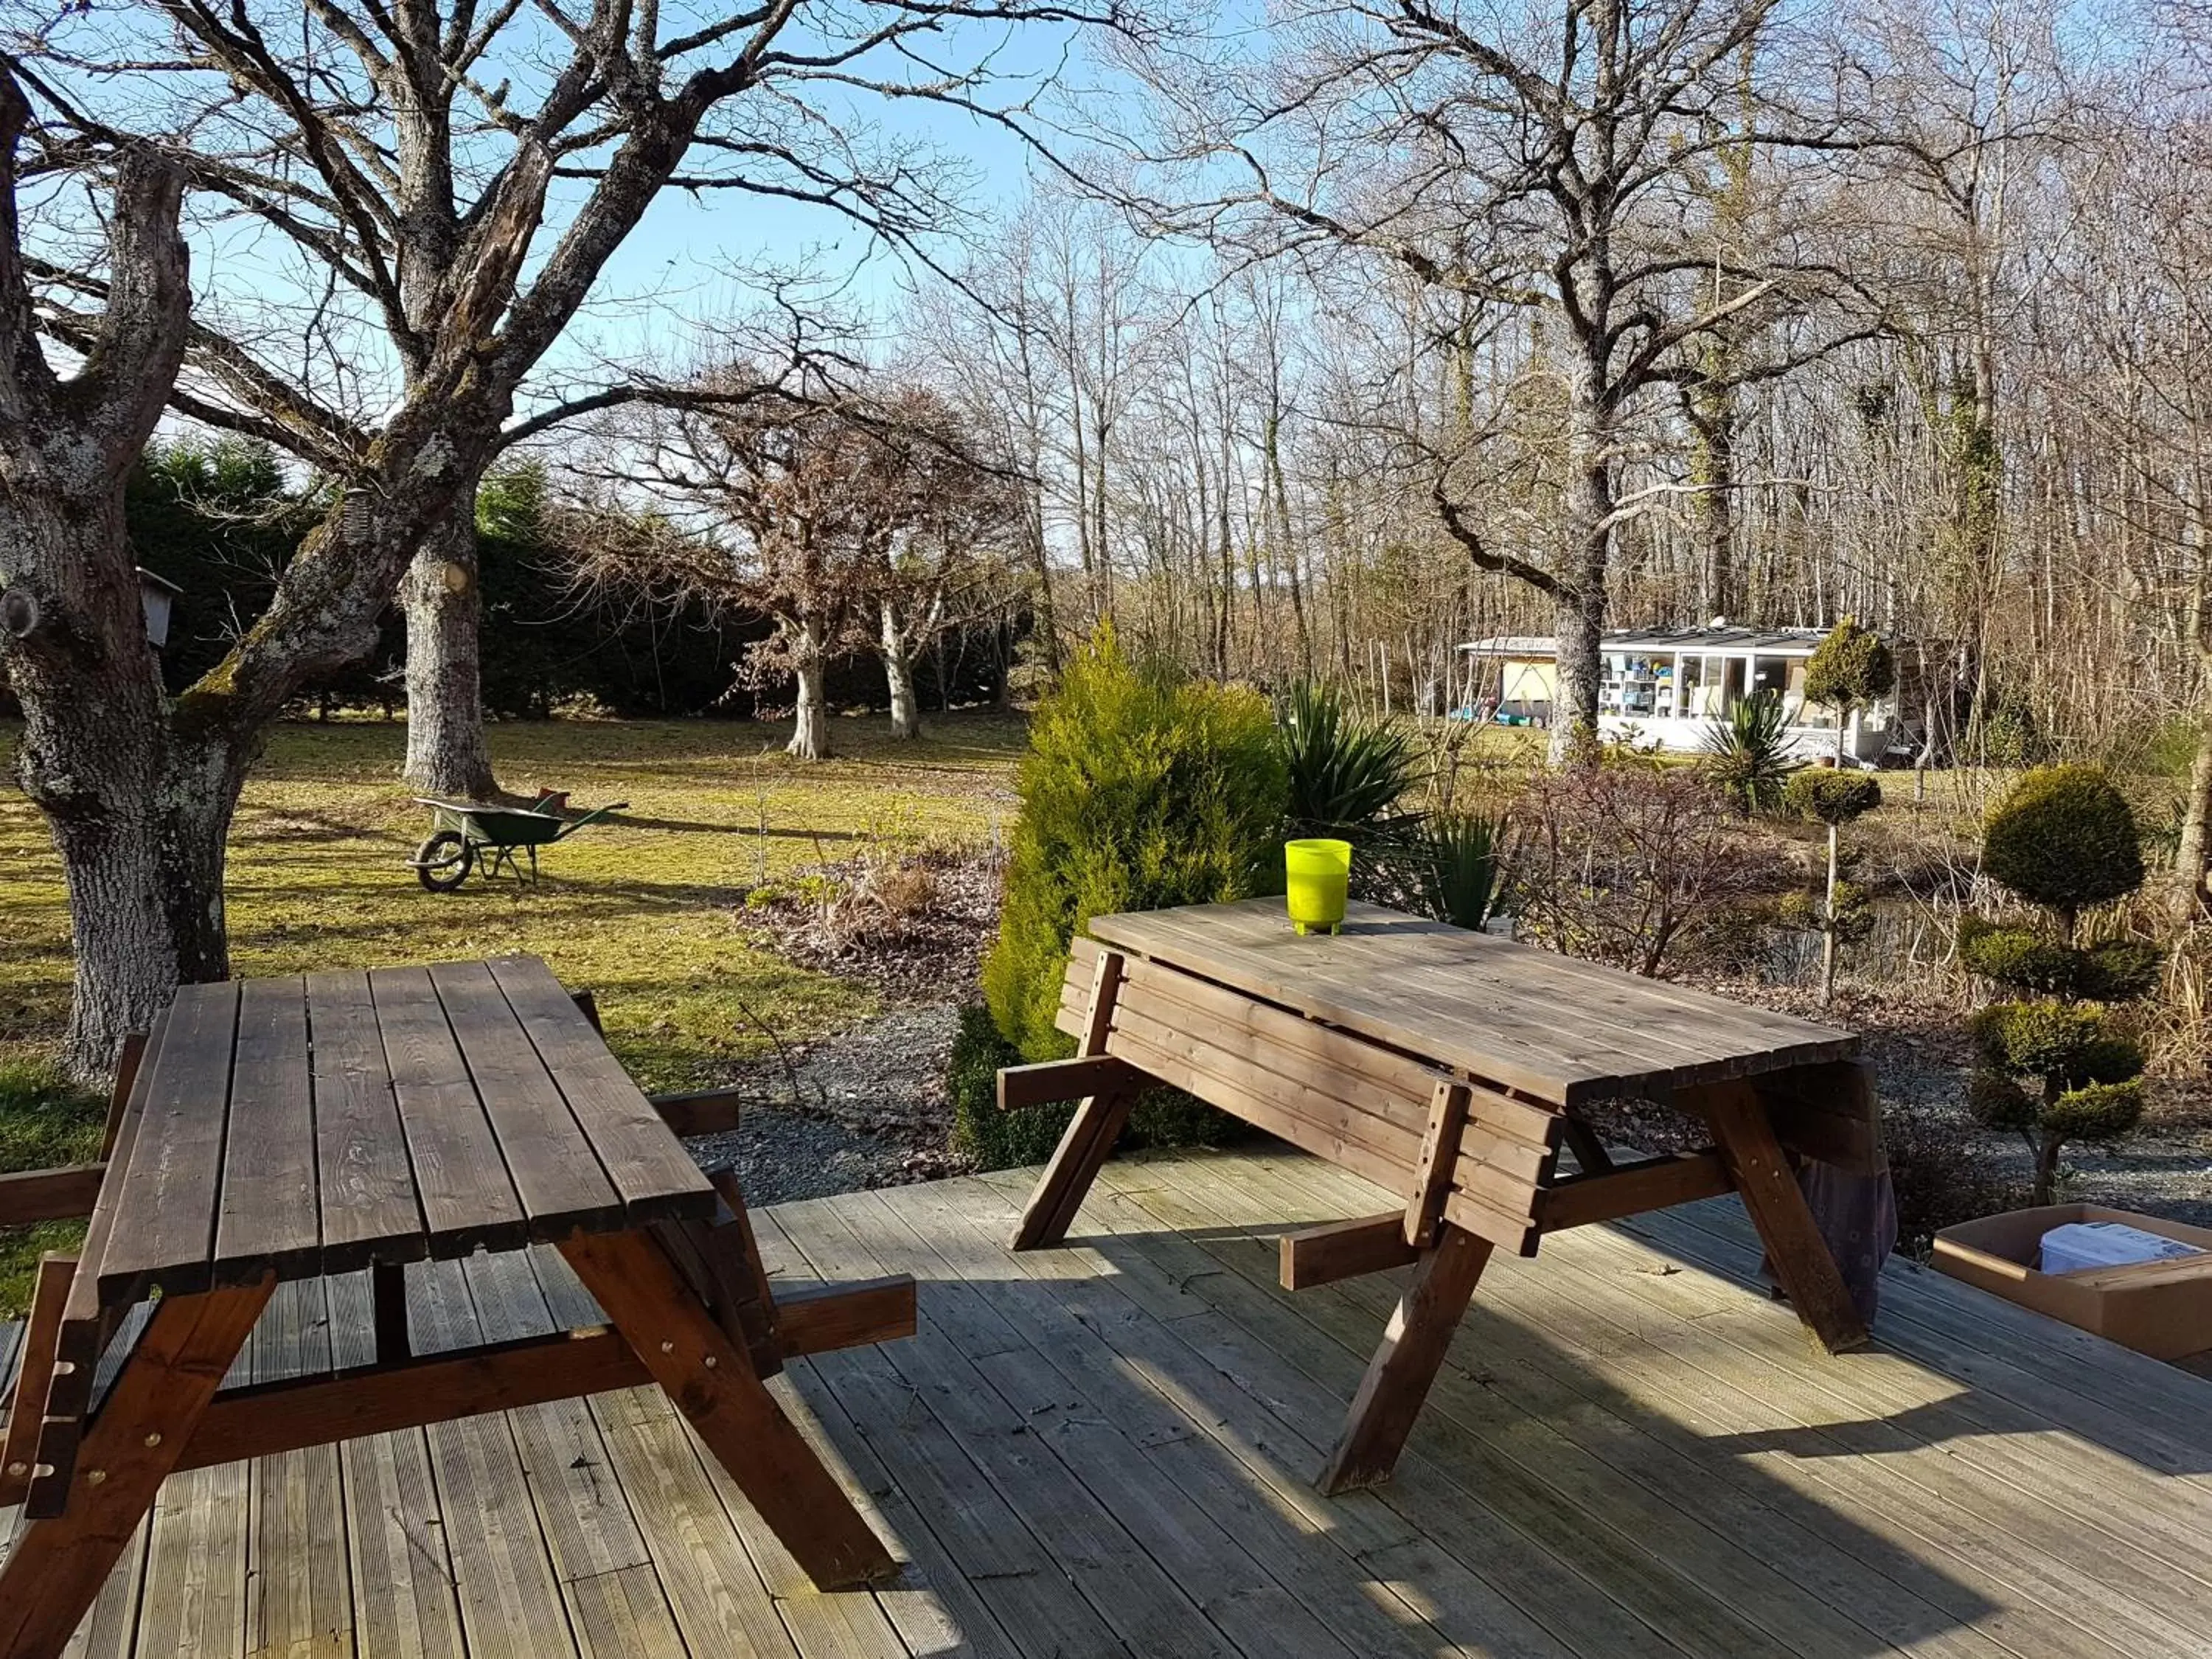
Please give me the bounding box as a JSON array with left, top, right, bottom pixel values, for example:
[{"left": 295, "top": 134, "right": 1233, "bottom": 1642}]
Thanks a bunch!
[
  {"left": 1957, "top": 917, "right": 2081, "bottom": 994},
  {"left": 1804, "top": 617, "right": 1895, "bottom": 717},
  {"left": 1784, "top": 769, "right": 1882, "bottom": 825},
  {"left": 1966, "top": 1069, "right": 2038, "bottom": 1134},
  {"left": 1983, "top": 765, "right": 2145, "bottom": 931},
  {"left": 1405, "top": 810, "right": 1510, "bottom": 931},
  {"left": 1970, "top": 1000, "right": 2104, "bottom": 1077},
  {"left": 1979, "top": 690, "right": 2051, "bottom": 768},
  {"left": 2042, "top": 1079, "right": 2145, "bottom": 1144},
  {"left": 2080, "top": 939, "right": 2165, "bottom": 1001},
  {"left": 1279, "top": 681, "right": 1419, "bottom": 840},
  {"left": 981, "top": 630, "right": 1287, "bottom": 1064},
  {"left": 947, "top": 1004, "right": 1251, "bottom": 1172},
  {"left": 1966, "top": 995, "right": 2150, "bottom": 1202},
  {"left": 1698, "top": 692, "right": 1801, "bottom": 815}
]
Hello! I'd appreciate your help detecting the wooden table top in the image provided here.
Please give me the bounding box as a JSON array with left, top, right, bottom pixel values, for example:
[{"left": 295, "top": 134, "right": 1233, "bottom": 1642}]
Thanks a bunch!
[
  {"left": 91, "top": 956, "right": 715, "bottom": 1307},
  {"left": 1086, "top": 900, "right": 1858, "bottom": 1107}
]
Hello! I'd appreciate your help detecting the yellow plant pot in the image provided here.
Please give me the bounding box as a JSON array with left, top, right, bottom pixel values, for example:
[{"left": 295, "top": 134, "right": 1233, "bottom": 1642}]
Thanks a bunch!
[{"left": 1284, "top": 838, "right": 1352, "bottom": 936}]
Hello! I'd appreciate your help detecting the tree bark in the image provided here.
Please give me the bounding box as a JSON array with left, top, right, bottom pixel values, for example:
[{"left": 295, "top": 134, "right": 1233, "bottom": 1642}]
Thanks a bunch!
[
  {"left": 788, "top": 621, "right": 830, "bottom": 759},
  {"left": 401, "top": 484, "right": 500, "bottom": 798},
  {"left": 6, "top": 504, "right": 237, "bottom": 1076},
  {"left": 0, "top": 103, "right": 204, "bottom": 1079},
  {"left": 1820, "top": 821, "right": 1840, "bottom": 1006},
  {"left": 2174, "top": 662, "right": 2212, "bottom": 926},
  {"left": 881, "top": 598, "right": 922, "bottom": 740},
  {"left": 1551, "top": 385, "right": 1615, "bottom": 762}
]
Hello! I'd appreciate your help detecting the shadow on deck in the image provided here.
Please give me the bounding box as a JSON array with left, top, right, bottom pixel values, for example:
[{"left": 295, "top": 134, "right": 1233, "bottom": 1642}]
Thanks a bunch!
[{"left": 9, "top": 1143, "right": 2212, "bottom": 1658}]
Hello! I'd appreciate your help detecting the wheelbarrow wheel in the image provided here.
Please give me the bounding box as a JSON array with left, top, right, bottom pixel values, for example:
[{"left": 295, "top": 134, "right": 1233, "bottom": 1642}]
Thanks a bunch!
[{"left": 414, "top": 830, "right": 474, "bottom": 891}]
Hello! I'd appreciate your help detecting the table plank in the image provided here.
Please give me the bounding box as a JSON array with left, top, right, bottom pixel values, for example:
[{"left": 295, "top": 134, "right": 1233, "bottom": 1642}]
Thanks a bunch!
[
  {"left": 1090, "top": 900, "right": 1856, "bottom": 1105},
  {"left": 427, "top": 961, "right": 627, "bottom": 1238},
  {"left": 308, "top": 970, "right": 430, "bottom": 1273},
  {"left": 213, "top": 976, "right": 322, "bottom": 1284},
  {"left": 97, "top": 981, "right": 242, "bottom": 1305},
  {"left": 486, "top": 956, "right": 715, "bottom": 1224},
  {"left": 371, "top": 966, "right": 529, "bottom": 1258}
]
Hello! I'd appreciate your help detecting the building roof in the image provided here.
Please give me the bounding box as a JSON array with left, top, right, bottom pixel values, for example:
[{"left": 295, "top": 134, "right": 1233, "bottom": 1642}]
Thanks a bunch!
[{"left": 1461, "top": 626, "right": 1843, "bottom": 658}]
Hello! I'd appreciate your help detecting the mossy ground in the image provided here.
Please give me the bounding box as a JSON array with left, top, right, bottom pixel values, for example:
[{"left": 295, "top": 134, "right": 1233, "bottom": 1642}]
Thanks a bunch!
[{"left": 0, "top": 710, "right": 1023, "bottom": 1313}]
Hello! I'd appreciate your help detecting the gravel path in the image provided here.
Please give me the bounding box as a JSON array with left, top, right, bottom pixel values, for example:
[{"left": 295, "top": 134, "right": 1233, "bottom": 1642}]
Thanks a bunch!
[{"left": 684, "top": 1004, "right": 964, "bottom": 1206}]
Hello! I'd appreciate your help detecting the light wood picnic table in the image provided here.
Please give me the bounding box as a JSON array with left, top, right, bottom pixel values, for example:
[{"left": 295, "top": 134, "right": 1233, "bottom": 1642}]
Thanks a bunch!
[
  {"left": 1000, "top": 900, "right": 1882, "bottom": 1494},
  {"left": 0, "top": 957, "right": 913, "bottom": 1659}
]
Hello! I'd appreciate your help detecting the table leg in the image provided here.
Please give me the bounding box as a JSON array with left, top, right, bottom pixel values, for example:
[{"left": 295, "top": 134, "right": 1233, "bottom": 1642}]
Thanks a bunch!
[
  {"left": 1318, "top": 1224, "right": 1492, "bottom": 1495},
  {"left": 1012, "top": 1089, "right": 1137, "bottom": 1251},
  {"left": 1703, "top": 1081, "right": 1869, "bottom": 1354},
  {"left": 0, "top": 1276, "right": 273, "bottom": 1659},
  {"left": 558, "top": 1228, "right": 897, "bottom": 1590},
  {"left": 1012, "top": 947, "right": 1129, "bottom": 1251}
]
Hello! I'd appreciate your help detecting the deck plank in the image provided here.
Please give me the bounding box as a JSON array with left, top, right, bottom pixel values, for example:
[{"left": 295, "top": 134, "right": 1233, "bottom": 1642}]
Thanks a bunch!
[
  {"left": 818, "top": 1187, "right": 1360, "bottom": 1659},
  {"left": 408, "top": 1255, "right": 584, "bottom": 1659},
  {"left": 874, "top": 1177, "right": 1510, "bottom": 1659},
  {"left": 769, "top": 1194, "right": 1229, "bottom": 1658},
  {"left": 20, "top": 1147, "right": 2212, "bottom": 1659},
  {"left": 243, "top": 1278, "right": 352, "bottom": 1659}
]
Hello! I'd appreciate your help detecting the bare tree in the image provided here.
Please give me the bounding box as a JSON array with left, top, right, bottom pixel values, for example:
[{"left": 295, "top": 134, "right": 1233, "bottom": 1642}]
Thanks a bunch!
[
  {"left": 1129, "top": 0, "right": 1877, "bottom": 749},
  {"left": 577, "top": 375, "right": 1020, "bottom": 754},
  {"left": 0, "top": 68, "right": 196, "bottom": 1078},
  {"left": 10, "top": 0, "right": 1112, "bottom": 1075}
]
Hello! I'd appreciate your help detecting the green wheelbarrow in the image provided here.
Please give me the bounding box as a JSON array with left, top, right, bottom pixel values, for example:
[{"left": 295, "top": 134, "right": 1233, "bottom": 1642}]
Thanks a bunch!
[{"left": 408, "top": 794, "right": 629, "bottom": 891}]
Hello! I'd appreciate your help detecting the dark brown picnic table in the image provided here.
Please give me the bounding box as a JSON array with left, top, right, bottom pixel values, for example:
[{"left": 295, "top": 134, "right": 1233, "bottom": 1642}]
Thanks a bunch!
[
  {"left": 1000, "top": 900, "right": 1882, "bottom": 1494},
  {"left": 0, "top": 957, "right": 914, "bottom": 1659}
]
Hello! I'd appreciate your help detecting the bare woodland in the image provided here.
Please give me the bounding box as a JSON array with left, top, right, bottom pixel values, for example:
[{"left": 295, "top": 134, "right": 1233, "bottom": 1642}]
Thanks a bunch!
[{"left": 4, "top": 0, "right": 2212, "bottom": 1073}]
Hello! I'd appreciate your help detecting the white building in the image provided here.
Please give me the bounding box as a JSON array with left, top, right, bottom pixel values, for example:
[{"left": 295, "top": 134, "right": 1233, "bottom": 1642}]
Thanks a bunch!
[{"left": 1458, "top": 625, "right": 1904, "bottom": 762}]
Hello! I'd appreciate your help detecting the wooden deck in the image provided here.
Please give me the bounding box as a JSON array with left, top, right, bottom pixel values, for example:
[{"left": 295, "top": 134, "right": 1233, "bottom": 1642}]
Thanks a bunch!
[{"left": 10, "top": 1142, "right": 2212, "bottom": 1658}]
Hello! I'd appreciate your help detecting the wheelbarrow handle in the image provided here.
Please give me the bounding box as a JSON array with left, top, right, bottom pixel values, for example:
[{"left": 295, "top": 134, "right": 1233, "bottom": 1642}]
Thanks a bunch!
[{"left": 552, "top": 800, "right": 630, "bottom": 837}]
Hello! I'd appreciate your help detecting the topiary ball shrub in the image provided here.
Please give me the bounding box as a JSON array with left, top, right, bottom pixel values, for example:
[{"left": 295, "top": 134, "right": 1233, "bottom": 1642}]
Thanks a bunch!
[
  {"left": 1956, "top": 917, "right": 2082, "bottom": 995},
  {"left": 2042, "top": 1079, "right": 2146, "bottom": 1144},
  {"left": 2079, "top": 939, "right": 2165, "bottom": 1001},
  {"left": 1982, "top": 765, "right": 2144, "bottom": 931},
  {"left": 981, "top": 629, "right": 1287, "bottom": 1065},
  {"left": 1969, "top": 1000, "right": 2104, "bottom": 1077},
  {"left": 1804, "top": 617, "right": 1895, "bottom": 715},
  {"left": 1784, "top": 769, "right": 1882, "bottom": 826}
]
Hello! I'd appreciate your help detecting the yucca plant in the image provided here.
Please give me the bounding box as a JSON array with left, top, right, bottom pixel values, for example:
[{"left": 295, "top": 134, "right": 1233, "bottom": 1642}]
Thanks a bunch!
[
  {"left": 1411, "top": 810, "right": 1511, "bottom": 931},
  {"left": 1699, "top": 692, "right": 1801, "bottom": 816},
  {"left": 1277, "top": 681, "right": 1421, "bottom": 839}
]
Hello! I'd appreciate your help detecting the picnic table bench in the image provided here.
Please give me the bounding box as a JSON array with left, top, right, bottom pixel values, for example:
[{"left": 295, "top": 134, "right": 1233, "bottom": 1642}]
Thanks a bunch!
[
  {"left": 0, "top": 957, "right": 914, "bottom": 1659},
  {"left": 1000, "top": 900, "right": 1882, "bottom": 1494}
]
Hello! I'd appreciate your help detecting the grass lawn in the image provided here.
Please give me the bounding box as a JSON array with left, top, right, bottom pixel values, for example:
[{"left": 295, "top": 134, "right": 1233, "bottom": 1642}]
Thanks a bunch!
[{"left": 0, "top": 709, "right": 1024, "bottom": 1313}]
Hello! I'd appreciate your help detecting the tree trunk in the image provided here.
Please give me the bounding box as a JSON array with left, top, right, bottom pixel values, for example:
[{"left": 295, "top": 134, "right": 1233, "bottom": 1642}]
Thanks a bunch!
[
  {"left": 2032, "top": 1131, "right": 2063, "bottom": 1208},
  {"left": 5, "top": 504, "right": 236, "bottom": 1077},
  {"left": 788, "top": 622, "right": 830, "bottom": 760},
  {"left": 1820, "top": 821, "right": 1840, "bottom": 1006},
  {"left": 402, "top": 485, "right": 500, "bottom": 799},
  {"left": 2174, "top": 650, "right": 2212, "bottom": 927},
  {"left": 882, "top": 598, "right": 922, "bottom": 740},
  {"left": 1550, "top": 368, "right": 1614, "bottom": 764}
]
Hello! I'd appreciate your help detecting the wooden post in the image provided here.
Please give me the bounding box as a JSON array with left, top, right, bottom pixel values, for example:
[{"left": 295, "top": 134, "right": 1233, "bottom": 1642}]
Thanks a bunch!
[
  {"left": 1012, "top": 947, "right": 1135, "bottom": 1251},
  {"left": 1700, "top": 1080, "right": 1868, "bottom": 1354},
  {"left": 0, "top": 1276, "right": 274, "bottom": 1659},
  {"left": 0, "top": 1256, "right": 76, "bottom": 1507},
  {"left": 1402, "top": 1081, "right": 1471, "bottom": 1248},
  {"left": 558, "top": 1228, "right": 897, "bottom": 1590},
  {"left": 1319, "top": 1224, "right": 1492, "bottom": 1494}
]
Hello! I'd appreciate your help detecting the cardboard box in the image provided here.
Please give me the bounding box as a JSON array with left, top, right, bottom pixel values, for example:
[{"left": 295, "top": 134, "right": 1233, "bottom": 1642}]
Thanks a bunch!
[{"left": 1932, "top": 1204, "right": 2212, "bottom": 1360}]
